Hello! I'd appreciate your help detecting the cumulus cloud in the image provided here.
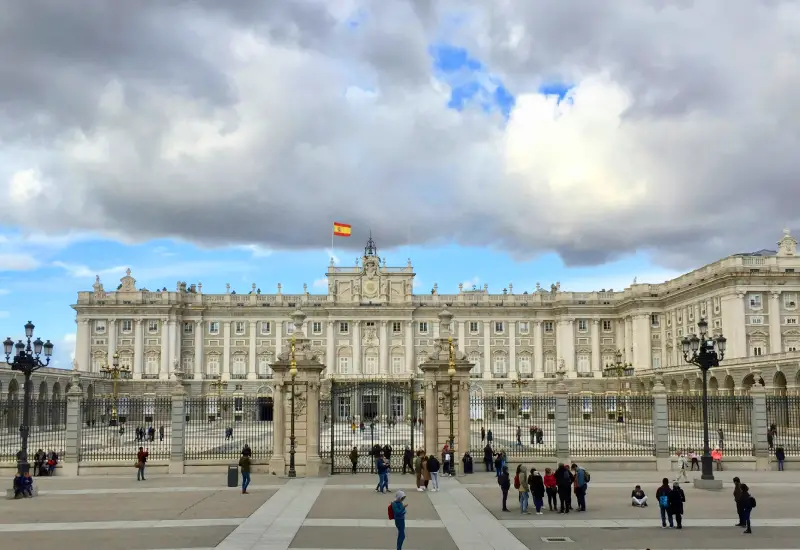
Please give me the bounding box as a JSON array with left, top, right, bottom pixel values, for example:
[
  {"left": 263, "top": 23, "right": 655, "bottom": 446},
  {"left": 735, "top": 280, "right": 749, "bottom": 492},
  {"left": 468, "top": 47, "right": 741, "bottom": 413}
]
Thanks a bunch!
[{"left": 1, "top": 1, "right": 798, "bottom": 268}]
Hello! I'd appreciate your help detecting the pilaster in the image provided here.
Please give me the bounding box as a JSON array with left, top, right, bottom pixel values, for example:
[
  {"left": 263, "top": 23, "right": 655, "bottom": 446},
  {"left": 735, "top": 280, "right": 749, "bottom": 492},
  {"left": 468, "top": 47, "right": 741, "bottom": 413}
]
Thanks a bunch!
[
  {"left": 554, "top": 381, "right": 570, "bottom": 460},
  {"left": 651, "top": 376, "right": 671, "bottom": 470},
  {"left": 749, "top": 382, "right": 770, "bottom": 469},
  {"left": 63, "top": 376, "right": 83, "bottom": 476}
]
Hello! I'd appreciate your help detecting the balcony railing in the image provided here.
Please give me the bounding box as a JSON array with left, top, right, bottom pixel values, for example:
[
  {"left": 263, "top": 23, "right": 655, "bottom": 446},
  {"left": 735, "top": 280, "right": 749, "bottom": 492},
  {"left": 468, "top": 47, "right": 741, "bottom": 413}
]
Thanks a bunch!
[
  {"left": 257, "top": 373, "right": 274, "bottom": 379},
  {"left": 141, "top": 373, "right": 159, "bottom": 380},
  {"left": 231, "top": 373, "right": 247, "bottom": 380}
]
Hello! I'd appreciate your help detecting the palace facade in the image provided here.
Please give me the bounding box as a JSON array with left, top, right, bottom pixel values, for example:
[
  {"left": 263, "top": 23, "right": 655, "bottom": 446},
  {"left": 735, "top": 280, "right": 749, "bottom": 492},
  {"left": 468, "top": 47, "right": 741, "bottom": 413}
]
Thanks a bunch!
[{"left": 64, "top": 230, "right": 800, "bottom": 398}]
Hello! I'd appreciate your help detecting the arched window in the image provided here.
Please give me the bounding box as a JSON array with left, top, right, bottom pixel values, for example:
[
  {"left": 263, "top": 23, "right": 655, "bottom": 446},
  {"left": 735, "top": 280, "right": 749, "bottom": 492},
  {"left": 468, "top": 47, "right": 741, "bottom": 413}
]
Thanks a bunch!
[
  {"left": 577, "top": 354, "right": 590, "bottom": 373},
  {"left": 364, "top": 354, "right": 378, "bottom": 375},
  {"left": 145, "top": 353, "right": 159, "bottom": 375}
]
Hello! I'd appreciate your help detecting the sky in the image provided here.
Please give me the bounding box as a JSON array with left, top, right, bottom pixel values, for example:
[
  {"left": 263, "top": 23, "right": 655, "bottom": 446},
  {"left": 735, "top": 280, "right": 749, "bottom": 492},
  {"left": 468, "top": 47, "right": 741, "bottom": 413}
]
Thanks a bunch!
[{"left": 1, "top": 1, "right": 798, "bottom": 369}]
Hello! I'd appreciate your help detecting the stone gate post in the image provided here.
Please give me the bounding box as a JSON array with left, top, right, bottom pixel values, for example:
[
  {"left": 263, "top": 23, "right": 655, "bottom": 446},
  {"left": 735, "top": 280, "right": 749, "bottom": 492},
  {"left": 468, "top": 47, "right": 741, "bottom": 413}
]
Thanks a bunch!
[
  {"left": 63, "top": 373, "right": 83, "bottom": 476},
  {"left": 651, "top": 374, "right": 671, "bottom": 471},
  {"left": 268, "top": 309, "right": 325, "bottom": 477},
  {"left": 749, "top": 378, "right": 769, "bottom": 470},
  {"left": 169, "top": 371, "right": 187, "bottom": 474}
]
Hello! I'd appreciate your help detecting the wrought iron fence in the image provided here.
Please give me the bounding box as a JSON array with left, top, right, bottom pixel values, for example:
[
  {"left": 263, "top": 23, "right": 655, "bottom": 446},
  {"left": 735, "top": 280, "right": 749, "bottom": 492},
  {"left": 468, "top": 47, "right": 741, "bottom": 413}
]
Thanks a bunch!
[
  {"left": 319, "top": 396, "right": 331, "bottom": 465},
  {"left": 469, "top": 394, "right": 556, "bottom": 457},
  {"left": 0, "top": 398, "right": 67, "bottom": 462},
  {"left": 184, "top": 396, "right": 274, "bottom": 460},
  {"left": 766, "top": 395, "right": 800, "bottom": 457},
  {"left": 80, "top": 397, "right": 172, "bottom": 461},
  {"left": 324, "top": 379, "right": 418, "bottom": 473},
  {"left": 667, "top": 395, "right": 753, "bottom": 456},
  {"left": 568, "top": 395, "right": 655, "bottom": 456}
]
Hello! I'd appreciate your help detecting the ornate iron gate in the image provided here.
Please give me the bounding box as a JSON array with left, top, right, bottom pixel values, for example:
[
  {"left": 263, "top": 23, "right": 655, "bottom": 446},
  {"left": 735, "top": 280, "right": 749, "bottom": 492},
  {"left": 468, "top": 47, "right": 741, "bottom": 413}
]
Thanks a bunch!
[{"left": 324, "top": 379, "right": 419, "bottom": 474}]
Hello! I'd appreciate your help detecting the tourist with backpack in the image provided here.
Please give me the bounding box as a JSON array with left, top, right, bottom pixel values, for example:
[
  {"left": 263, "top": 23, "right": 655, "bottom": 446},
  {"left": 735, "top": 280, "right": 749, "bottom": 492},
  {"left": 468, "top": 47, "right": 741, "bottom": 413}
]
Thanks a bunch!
[
  {"left": 656, "top": 478, "right": 673, "bottom": 528},
  {"left": 571, "top": 463, "right": 589, "bottom": 511},
  {"left": 388, "top": 490, "right": 408, "bottom": 549},
  {"left": 517, "top": 465, "right": 530, "bottom": 514},
  {"left": 427, "top": 454, "right": 441, "bottom": 492},
  {"left": 740, "top": 483, "right": 755, "bottom": 534}
]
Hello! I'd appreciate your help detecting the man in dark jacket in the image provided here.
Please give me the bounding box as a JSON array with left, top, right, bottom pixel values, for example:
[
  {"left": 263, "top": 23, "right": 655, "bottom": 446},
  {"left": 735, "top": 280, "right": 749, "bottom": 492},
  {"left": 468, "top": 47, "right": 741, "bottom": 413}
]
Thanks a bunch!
[
  {"left": 483, "top": 444, "right": 493, "bottom": 472},
  {"left": 402, "top": 446, "right": 413, "bottom": 474},
  {"left": 656, "top": 478, "right": 672, "bottom": 528},
  {"left": 733, "top": 477, "right": 744, "bottom": 526},
  {"left": 499, "top": 465, "right": 511, "bottom": 511},
  {"left": 668, "top": 483, "right": 685, "bottom": 529},
  {"left": 556, "top": 464, "right": 573, "bottom": 513}
]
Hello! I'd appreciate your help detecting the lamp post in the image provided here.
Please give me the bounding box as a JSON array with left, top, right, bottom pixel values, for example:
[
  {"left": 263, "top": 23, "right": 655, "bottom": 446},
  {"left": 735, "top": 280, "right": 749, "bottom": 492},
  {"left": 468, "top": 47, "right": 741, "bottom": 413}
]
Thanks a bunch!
[
  {"left": 3, "top": 321, "right": 54, "bottom": 474},
  {"left": 209, "top": 375, "right": 228, "bottom": 419},
  {"left": 512, "top": 378, "right": 529, "bottom": 418},
  {"left": 288, "top": 333, "right": 298, "bottom": 478},
  {"left": 447, "top": 336, "right": 456, "bottom": 474},
  {"left": 682, "top": 318, "right": 726, "bottom": 481},
  {"left": 604, "top": 350, "right": 633, "bottom": 423},
  {"left": 101, "top": 352, "right": 131, "bottom": 426}
]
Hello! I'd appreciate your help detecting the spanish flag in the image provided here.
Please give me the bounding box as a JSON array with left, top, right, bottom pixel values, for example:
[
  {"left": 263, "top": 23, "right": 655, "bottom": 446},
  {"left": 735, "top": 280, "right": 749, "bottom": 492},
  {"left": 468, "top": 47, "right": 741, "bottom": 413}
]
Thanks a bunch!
[{"left": 333, "top": 222, "right": 351, "bottom": 237}]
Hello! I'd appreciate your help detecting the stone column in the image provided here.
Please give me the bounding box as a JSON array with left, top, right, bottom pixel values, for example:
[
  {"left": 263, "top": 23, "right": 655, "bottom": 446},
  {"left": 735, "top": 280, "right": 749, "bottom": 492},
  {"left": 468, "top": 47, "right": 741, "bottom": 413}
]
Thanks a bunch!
[
  {"left": 133, "top": 319, "right": 144, "bottom": 379},
  {"left": 160, "top": 316, "right": 170, "bottom": 379},
  {"left": 659, "top": 315, "right": 667, "bottom": 368},
  {"left": 533, "top": 321, "right": 543, "bottom": 379},
  {"left": 75, "top": 318, "right": 90, "bottom": 372},
  {"left": 379, "top": 321, "right": 389, "bottom": 375},
  {"left": 171, "top": 319, "right": 180, "bottom": 373},
  {"left": 169, "top": 383, "right": 186, "bottom": 474},
  {"left": 107, "top": 318, "right": 117, "bottom": 368},
  {"left": 750, "top": 383, "right": 769, "bottom": 469},
  {"left": 651, "top": 376, "right": 671, "bottom": 471},
  {"left": 509, "top": 321, "right": 517, "bottom": 378},
  {"left": 194, "top": 320, "right": 204, "bottom": 380},
  {"left": 457, "top": 379, "right": 470, "bottom": 477},
  {"left": 424, "top": 380, "right": 437, "bottom": 453},
  {"left": 670, "top": 311, "right": 679, "bottom": 366},
  {"left": 306, "top": 380, "right": 322, "bottom": 475},
  {"left": 248, "top": 321, "right": 257, "bottom": 380},
  {"left": 222, "top": 321, "right": 231, "bottom": 380},
  {"left": 624, "top": 317, "right": 633, "bottom": 364},
  {"left": 269, "top": 381, "right": 286, "bottom": 475},
  {"left": 275, "top": 320, "right": 283, "bottom": 358},
  {"left": 353, "top": 321, "right": 361, "bottom": 375},
  {"left": 554, "top": 382, "right": 570, "bottom": 459},
  {"left": 482, "top": 321, "right": 491, "bottom": 379},
  {"left": 63, "top": 379, "right": 83, "bottom": 476},
  {"left": 405, "top": 321, "right": 414, "bottom": 374},
  {"left": 769, "top": 292, "right": 782, "bottom": 354},
  {"left": 558, "top": 320, "right": 575, "bottom": 375},
  {"left": 591, "top": 320, "right": 601, "bottom": 376},
  {"left": 457, "top": 321, "right": 465, "bottom": 353}
]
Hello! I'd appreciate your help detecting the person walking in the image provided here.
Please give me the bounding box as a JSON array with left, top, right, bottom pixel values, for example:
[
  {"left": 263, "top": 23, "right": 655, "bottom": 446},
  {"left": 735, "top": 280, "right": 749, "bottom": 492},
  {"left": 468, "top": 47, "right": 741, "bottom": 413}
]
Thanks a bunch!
[
  {"left": 674, "top": 451, "right": 689, "bottom": 483},
  {"left": 421, "top": 451, "right": 431, "bottom": 491},
  {"left": 427, "top": 454, "right": 441, "bottom": 492},
  {"left": 376, "top": 452, "right": 389, "bottom": 494},
  {"left": 656, "top": 478, "right": 672, "bottom": 528},
  {"left": 350, "top": 447, "right": 359, "bottom": 474},
  {"left": 136, "top": 446, "right": 148, "bottom": 481},
  {"left": 414, "top": 450, "right": 424, "bottom": 491},
  {"left": 667, "top": 483, "right": 686, "bottom": 529},
  {"left": 518, "top": 465, "right": 530, "bottom": 514},
  {"left": 239, "top": 450, "right": 251, "bottom": 494},
  {"left": 740, "top": 483, "right": 754, "bottom": 534},
  {"left": 499, "top": 465, "right": 511, "bottom": 511},
  {"left": 483, "top": 444, "right": 493, "bottom": 472},
  {"left": 733, "top": 477, "right": 744, "bottom": 527},
  {"left": 775, "top": 446, "right": 785, "bottom": 471},
  {"left": 390, "top": 490, "right": 408, "bottom": 550}
]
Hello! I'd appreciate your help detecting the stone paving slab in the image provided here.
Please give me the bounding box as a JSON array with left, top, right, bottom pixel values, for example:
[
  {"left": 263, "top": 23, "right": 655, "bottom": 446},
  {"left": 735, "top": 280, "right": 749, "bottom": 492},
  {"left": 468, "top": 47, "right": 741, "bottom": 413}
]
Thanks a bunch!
[
  {"left": 0, "top": 490, "right": 273, "bottom": 523},
  {"left": 0, "top": 518, "right": 243, "bottom": 532},
  {"left": 510, "top": 526, "right": 800, "bottom": 549},
  {"left": 306, "top": 488, "right": 440, "bottom": 520},
  {"left": 29, "top": 473, "right": 287, "bottom": 490},
  {"left": 289, "top": 526, "right": 459, "bottom": 550},
  {"left": 0, "top": 525, "right": 234, "bottom": 550},
  {"left": 467, "top": 486, "right": 785, "bottom": 520}
]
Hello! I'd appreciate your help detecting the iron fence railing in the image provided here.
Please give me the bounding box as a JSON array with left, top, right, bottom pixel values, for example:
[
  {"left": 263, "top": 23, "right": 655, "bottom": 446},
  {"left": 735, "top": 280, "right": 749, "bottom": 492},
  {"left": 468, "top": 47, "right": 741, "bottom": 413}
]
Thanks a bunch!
[
  {"left": 0, "top": 398, "right": 67, "bottom": 462},
  {"left": 568, "top": 395, "right": 655, "bottom": 456},
  {"left": 80, "top": 397, "right": 172, "bottom": 461},
  {"left": 667, "top": 395, "right": 753, "bottom": 456},
  {"left": 470, "top": 395, "right": 556, "bottom": 457},
  {"left": 767, "top": 395, "right": 800, "bottom": 457},
  {"left": 184, "top": 397, "right": 274, "bottom": 460}
]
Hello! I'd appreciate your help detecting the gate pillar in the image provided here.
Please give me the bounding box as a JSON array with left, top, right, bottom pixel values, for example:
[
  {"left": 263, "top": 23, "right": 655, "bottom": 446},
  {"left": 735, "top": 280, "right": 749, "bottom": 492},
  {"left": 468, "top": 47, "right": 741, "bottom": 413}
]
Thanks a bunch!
[
  {"left": 268, "top": 309, "right": 325, "bottom": 477},
  {"left": 419, "top": 309, "right": 474, "bottom": 476}
]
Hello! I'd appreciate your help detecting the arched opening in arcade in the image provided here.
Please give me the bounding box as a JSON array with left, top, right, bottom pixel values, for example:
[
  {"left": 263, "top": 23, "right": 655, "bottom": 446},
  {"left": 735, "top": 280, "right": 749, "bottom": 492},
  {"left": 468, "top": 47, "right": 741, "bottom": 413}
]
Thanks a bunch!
[{"left": 256, "top": 386, "right": 274, "bottom": 422}]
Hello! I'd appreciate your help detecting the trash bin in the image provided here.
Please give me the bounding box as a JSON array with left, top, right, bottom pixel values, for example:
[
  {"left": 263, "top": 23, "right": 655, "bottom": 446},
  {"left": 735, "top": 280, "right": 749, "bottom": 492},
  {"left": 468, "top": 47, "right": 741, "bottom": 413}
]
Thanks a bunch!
[{"left": 227, "top": 465, "right": 239, "bottom": 488}]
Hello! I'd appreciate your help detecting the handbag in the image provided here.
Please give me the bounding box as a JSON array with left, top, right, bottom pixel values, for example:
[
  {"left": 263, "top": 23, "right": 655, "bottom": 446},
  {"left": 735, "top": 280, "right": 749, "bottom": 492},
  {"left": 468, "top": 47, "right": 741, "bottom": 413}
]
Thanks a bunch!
[{"left": 135, "top": 461, "right": 143, "bottom": 468}]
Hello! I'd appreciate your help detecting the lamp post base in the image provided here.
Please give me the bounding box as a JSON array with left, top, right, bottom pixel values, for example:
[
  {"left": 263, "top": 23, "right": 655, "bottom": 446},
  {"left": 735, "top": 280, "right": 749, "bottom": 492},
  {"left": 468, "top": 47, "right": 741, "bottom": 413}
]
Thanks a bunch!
[
  {"left": 16, "top": 460, "right": 30, "bottom": 475},
  {"left": 693, "top": 477, "right": 724, "bottom": 490}
]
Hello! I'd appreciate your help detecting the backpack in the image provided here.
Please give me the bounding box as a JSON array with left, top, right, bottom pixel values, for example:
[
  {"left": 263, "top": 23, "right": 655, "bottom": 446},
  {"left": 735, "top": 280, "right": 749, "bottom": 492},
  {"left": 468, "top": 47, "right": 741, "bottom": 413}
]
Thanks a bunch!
[
  {"left": 659, "top": 494, "right": 668, "bottom": 508},
  {"left": 750, "top": 496, "right": 757, "bottom": 508},
  {"left": 513, "top": 474, "right": 520, "bottom": 489},
  {"left": 388, "top": 503, "right": 395, "bottom": 520},
  {"left": 583, "top": 469, "right": 590, "bottom": 483}
]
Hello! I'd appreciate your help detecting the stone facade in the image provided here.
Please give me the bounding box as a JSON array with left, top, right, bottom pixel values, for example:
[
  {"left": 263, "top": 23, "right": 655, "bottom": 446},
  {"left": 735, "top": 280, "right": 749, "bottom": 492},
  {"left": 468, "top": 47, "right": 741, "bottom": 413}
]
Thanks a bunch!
[{"left": 65, "top": 230, "right": 800, "bottom": 399}]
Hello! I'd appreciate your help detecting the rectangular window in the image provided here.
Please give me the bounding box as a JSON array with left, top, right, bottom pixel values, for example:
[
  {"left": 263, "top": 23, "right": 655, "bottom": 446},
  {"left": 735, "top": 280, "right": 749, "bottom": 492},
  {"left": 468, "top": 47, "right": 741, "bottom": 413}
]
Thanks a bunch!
[
  {"left": 494, "top": 321, "right": 504, "bottom": 333},
  {"left": 785, "top": 293, "right": 798, "bottom": 309},
  {"left": 339, "top": 322, "right": 349, "bottom": 334},
  {"left": 543, "top": 321, "right": 554, "bottom": 333},
  {"left": 752, "top": 346, "right": 763, "bottom": 356},
  {"left": 577, "top": 354, "right": 590, "bottom": 373},
  {"left": 365, "top": 356, "right": 378, "bottom": 375},
  {"left": 234, "top": 321, "right": 245, "bottom": 335},
  {"left": 312, "top": 321, "right": 322, "bottom": 334},
  {"left": 418, "top": 322, "right": 429, "bottom": 334},
  {"left": 260, "top": 321, "right": 271, "bottom": 335},
  {"left": 602, "top": 320, "right": 612, "bottom": 332},
  {"left": 365, "top": 321, "right": 376, "bottom": 328},
  {"left": 577, "top": 320, "right": 588, "bottom": 332},
  {"left": 391, "top": 356, "right": 403, "bottom": 374},
  {"left": 209, "top": 321, "right": 220, "bottom": 334},
  {"left": 121, "top": 320, "right": 132, "bottom": 333},
  {"left": 786, "top": 317, "right": 798, "bottom": 325},
  {"left": 391, "top": 396, "right": 404, "bottom": 419},
  {"left": 94, "top": 320, "right": 106, "bottom": 334},
  {"left": 469, "top": 321, "right": 479, "bottom": 333},
  {"left": 650, "top": 314, "right": 660, "bottom": 328},
  {"left": 713, "top": 319, "right": 721, "bottom": 328},
  {"left": 750, "top": 293, "right": 762, "bottom": 309},
  {"left": 183, "top": 322, "right": 193, "bottom": 334},
  {"left": 518, "top": 321, "right": 529, "bottom": 334},
  {"left": 338, "top": 396, "right": 351, "bottom": 419},
  {"left": 787, "top": 345, "right": 798, "bottom": 352},
  {"left": 392, "top": 321, "right": 401, "bottom": 334},
  {"left": 544, "top": 356, "right": 556, "bottom": 373},
  {"left": 652, "top": 356, "right": 661, "bottom": 369},
  {"left": 338, "top": 356, "right": 350, "bottom": 374}
]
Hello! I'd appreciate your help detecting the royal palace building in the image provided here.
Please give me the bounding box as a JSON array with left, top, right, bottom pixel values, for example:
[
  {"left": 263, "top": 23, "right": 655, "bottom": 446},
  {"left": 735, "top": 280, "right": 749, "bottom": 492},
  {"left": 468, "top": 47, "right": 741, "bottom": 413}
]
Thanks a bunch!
[{"left": 61, "top": 230, "right": 800, "bottom": 399}]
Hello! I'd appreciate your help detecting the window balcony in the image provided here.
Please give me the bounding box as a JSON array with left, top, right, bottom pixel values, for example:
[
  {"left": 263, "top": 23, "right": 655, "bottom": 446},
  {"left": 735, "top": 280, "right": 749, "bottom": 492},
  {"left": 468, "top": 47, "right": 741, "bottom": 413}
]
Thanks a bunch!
[
  {"left": 257, "top": 373, "right": 274, "bottom": 379},
  {"left": 519, "top": 373, "right": 532, "bottom": 379},
  {"left": 142, "top": 373, "right": 159, "bottom": 380},
  {"left": 231, "top": 373, "right": 247, "bottom": 380}
]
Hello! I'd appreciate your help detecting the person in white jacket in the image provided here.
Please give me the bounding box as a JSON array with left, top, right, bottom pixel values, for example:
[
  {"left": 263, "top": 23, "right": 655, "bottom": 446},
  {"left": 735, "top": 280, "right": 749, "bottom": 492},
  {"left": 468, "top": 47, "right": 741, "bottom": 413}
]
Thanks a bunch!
[{"left": 674, "top": 451, "right": 689, "bottom": 483}]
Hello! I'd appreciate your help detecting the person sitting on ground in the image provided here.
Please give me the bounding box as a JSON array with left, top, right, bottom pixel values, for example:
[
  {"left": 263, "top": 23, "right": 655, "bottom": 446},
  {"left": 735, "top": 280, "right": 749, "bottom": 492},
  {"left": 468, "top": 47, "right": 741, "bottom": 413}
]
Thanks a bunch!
[{"left": 631, "top": 485, "right": 648, "bottom": 507}]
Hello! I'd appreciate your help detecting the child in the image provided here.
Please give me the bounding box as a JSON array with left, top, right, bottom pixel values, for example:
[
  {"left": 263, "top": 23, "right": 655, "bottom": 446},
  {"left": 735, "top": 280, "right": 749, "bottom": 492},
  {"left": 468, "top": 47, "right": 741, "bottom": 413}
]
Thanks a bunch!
[
  {"left": 391, "top": 490, "right": 408, "bottom": 549},
  {"left": 775, "top": 446, "right": 785, "bottom": 471},
  {"left": 22, "top": 471, "right": 34, "bottom": 497}
]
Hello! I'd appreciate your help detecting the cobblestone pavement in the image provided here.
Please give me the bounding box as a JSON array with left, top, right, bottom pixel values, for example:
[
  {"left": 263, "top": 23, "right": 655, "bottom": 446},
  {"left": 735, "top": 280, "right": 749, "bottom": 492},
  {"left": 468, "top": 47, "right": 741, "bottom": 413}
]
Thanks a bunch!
[{"left": 1, "top": 469, "right": 799, "bottom": 549}]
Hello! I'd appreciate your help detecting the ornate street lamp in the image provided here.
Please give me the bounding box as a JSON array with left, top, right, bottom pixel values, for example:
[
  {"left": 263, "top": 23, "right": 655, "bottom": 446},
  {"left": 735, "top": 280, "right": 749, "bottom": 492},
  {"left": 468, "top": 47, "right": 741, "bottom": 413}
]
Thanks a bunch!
[
  {"left": 447, "top": 335, "right": 456, "bottom": 475},
  {"left": 605, "top": 350, "right": 633, "bottom": 423},
  {"left": 288, "top": 332, "right": 298, "bottom": 478},
  {"left": 4, "top": 321, "right": 54, "bottom": 474},
  {"left": 209, "top": 374, "right": 228, "bottom": 419},
  {"left": 101, "top": 352, "right": 131, "bottom": 426},
  {"left": 682, "top": 318, "right": 726, "bottom": 481},
  {"left": 512, "top": 378, "right": 529, "bottom": 418}
]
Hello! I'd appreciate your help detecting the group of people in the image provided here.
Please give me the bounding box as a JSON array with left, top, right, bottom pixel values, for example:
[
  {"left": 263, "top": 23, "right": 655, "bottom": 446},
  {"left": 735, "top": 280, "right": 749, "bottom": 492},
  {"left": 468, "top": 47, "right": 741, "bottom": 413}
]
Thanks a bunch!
[
  {"left": 134, "top": 425, "right": 164, "bottom": 442},
  {"left": 32, "top": 449, "right": 59, "bottom": 476},
  {"left": 12, "top": 471, "right": 35, "bottom": 498},
  {"left": 498, "top": 462, "right": 589, "bottom": 514}
]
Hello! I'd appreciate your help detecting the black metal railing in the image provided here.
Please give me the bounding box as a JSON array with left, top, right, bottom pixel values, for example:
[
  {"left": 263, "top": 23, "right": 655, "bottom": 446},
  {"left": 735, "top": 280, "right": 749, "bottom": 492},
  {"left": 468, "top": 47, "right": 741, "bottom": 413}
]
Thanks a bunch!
[
  {"left": 667, "top": 395, "right": 753, "bottom": 456},
  {"left": 0, "top": 398, "right": 67, "bottom": 462},
  {"left": 470, "top": 395, "right": 556, "bottom": 457},
  {"left": 568, "top": 395, "right": 655, "bottom": 456},
  {"left": 80, "top": 397, "right": 172, "bottom": 461},
  {"left": 184, "top": 397, "right": 274, "bottom": 460},
  {"left": 324, "top": 379, "right": 418, "bottom": 473},
  {"left": 767, "top": 395, "right": 800, "bottom": 456}
]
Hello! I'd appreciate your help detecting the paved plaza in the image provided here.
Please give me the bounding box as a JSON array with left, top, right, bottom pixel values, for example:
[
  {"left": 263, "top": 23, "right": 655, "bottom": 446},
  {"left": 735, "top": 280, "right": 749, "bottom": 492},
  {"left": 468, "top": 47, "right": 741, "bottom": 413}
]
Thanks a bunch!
[{"left": 2, "top": 468, "right": 800, "bottom": 550}]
